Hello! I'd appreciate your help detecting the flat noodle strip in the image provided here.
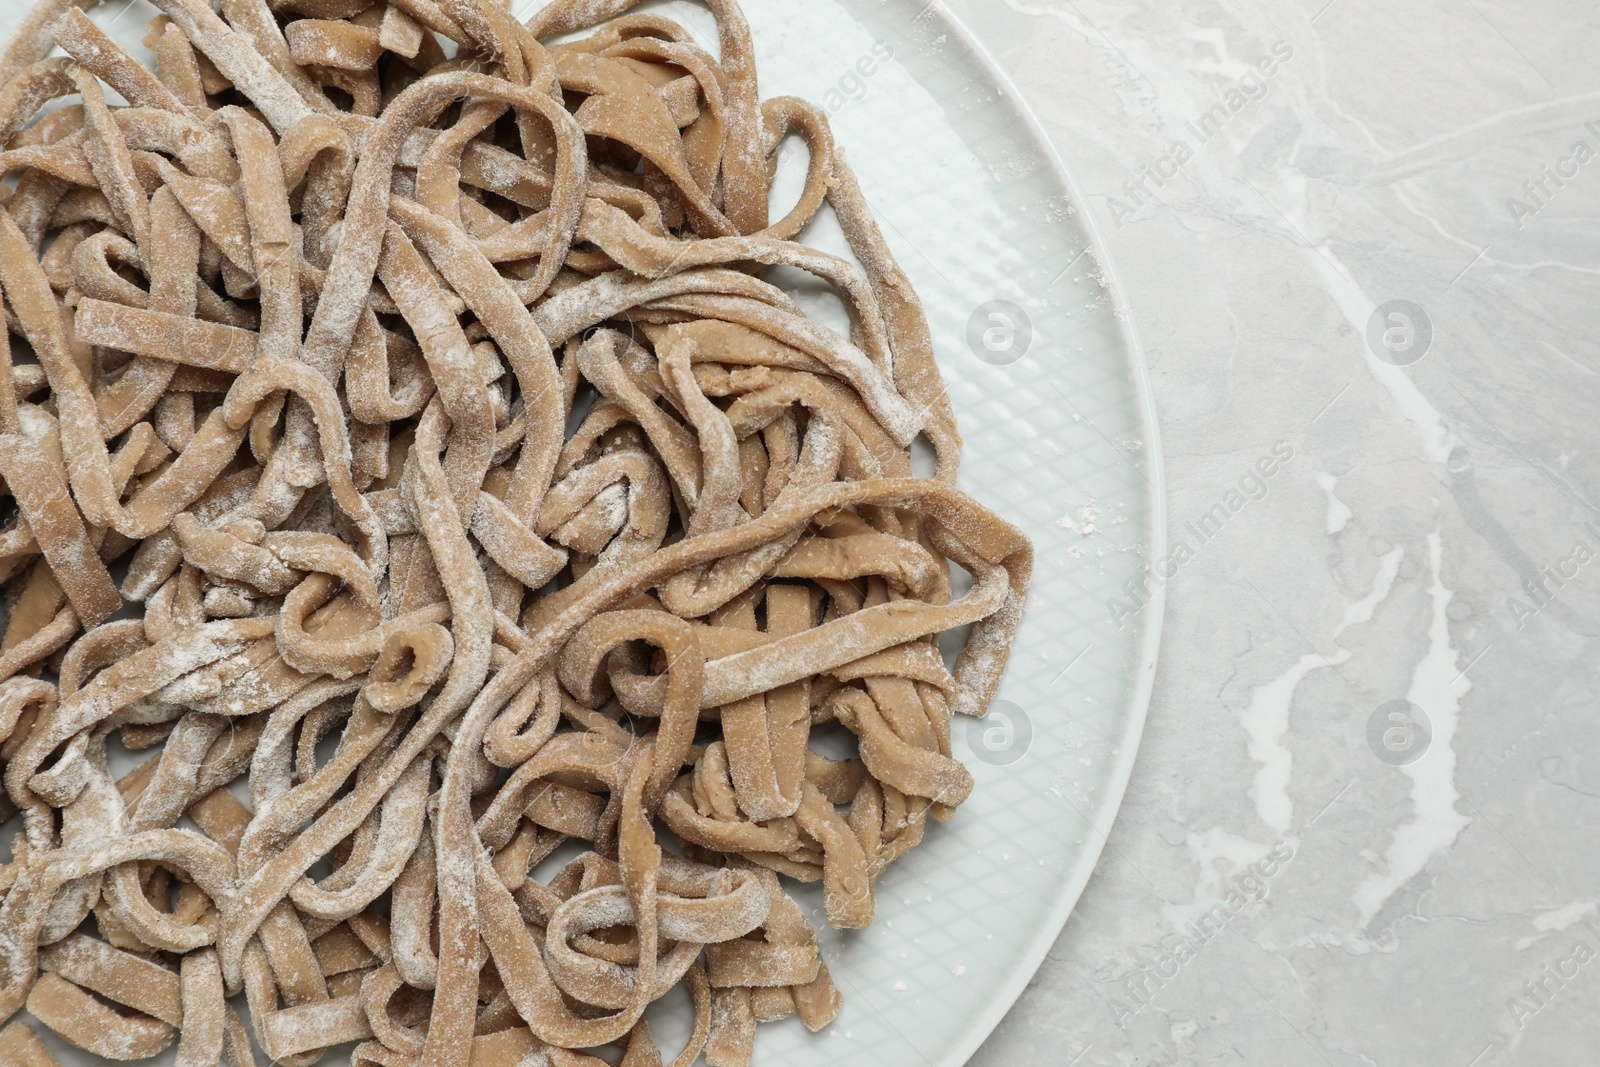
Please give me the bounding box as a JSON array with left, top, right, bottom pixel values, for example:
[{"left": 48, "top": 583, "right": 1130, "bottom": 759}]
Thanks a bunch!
[
  {"left": 0, "top": 433, "right": 120, "bottom": 627},
  {"left": 0, "top": 1, "right": 1036, "bottom": 1065},
  {"left": 75, "top": 298, "right": 258, "bottom": 374},
  {"left": 0, "top": 1021, "right": 62, "bottom": 1067}
]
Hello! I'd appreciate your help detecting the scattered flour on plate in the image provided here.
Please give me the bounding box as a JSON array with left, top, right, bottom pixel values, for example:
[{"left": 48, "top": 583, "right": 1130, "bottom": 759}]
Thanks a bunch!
[{"left": 1055, "top": 503, "right": 1099, "bottom": 537}]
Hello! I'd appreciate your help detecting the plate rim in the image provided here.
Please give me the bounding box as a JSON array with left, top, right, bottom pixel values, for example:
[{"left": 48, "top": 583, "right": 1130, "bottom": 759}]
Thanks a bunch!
[
  {"left": 920, "top": 6, "right": 1169, "bottom": 1062},
  {"left": 10, "top": 3, "right": 1169, "bottom": 1063}
]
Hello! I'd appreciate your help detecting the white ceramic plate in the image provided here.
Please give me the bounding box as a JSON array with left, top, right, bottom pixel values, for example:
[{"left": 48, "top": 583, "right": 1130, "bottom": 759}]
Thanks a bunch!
[
  {"left": 5, "top": 1, "right": 1165, "bottom": 1063},
  {"left": 695, "top": 4, "right": 1167, "bottom": 1063}
]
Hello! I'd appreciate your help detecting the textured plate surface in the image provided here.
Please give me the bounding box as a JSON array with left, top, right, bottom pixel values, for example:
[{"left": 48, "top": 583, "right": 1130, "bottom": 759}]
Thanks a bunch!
[{"left": 4, "top": 1, "right": 1166, "bottom": 1064}]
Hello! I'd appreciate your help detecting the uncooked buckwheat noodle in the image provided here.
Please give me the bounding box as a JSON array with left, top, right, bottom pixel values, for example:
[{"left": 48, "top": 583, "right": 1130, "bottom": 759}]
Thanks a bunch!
[{"left": 0, "top": 0, "right": 1034, "bottom": 1063}]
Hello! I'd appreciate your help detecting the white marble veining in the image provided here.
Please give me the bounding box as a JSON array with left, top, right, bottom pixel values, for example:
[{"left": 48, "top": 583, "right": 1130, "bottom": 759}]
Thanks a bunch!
[{"left": 949, "top": 1, "right": 1600, "bottom": 1063}]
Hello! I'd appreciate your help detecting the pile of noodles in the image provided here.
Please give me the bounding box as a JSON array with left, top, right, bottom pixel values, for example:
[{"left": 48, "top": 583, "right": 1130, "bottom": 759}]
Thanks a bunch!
[{"left": 0, "top": 0, "right": 1033, "bottom": 1064}]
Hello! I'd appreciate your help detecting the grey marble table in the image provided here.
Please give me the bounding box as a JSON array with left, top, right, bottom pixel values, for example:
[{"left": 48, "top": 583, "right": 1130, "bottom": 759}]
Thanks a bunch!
[
  {"left": 0, "top": 0, "right": 1591, "bottom": 1063},
  {"left": 951, "top": 1, "right": 1600, "bottom": 1064}
]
